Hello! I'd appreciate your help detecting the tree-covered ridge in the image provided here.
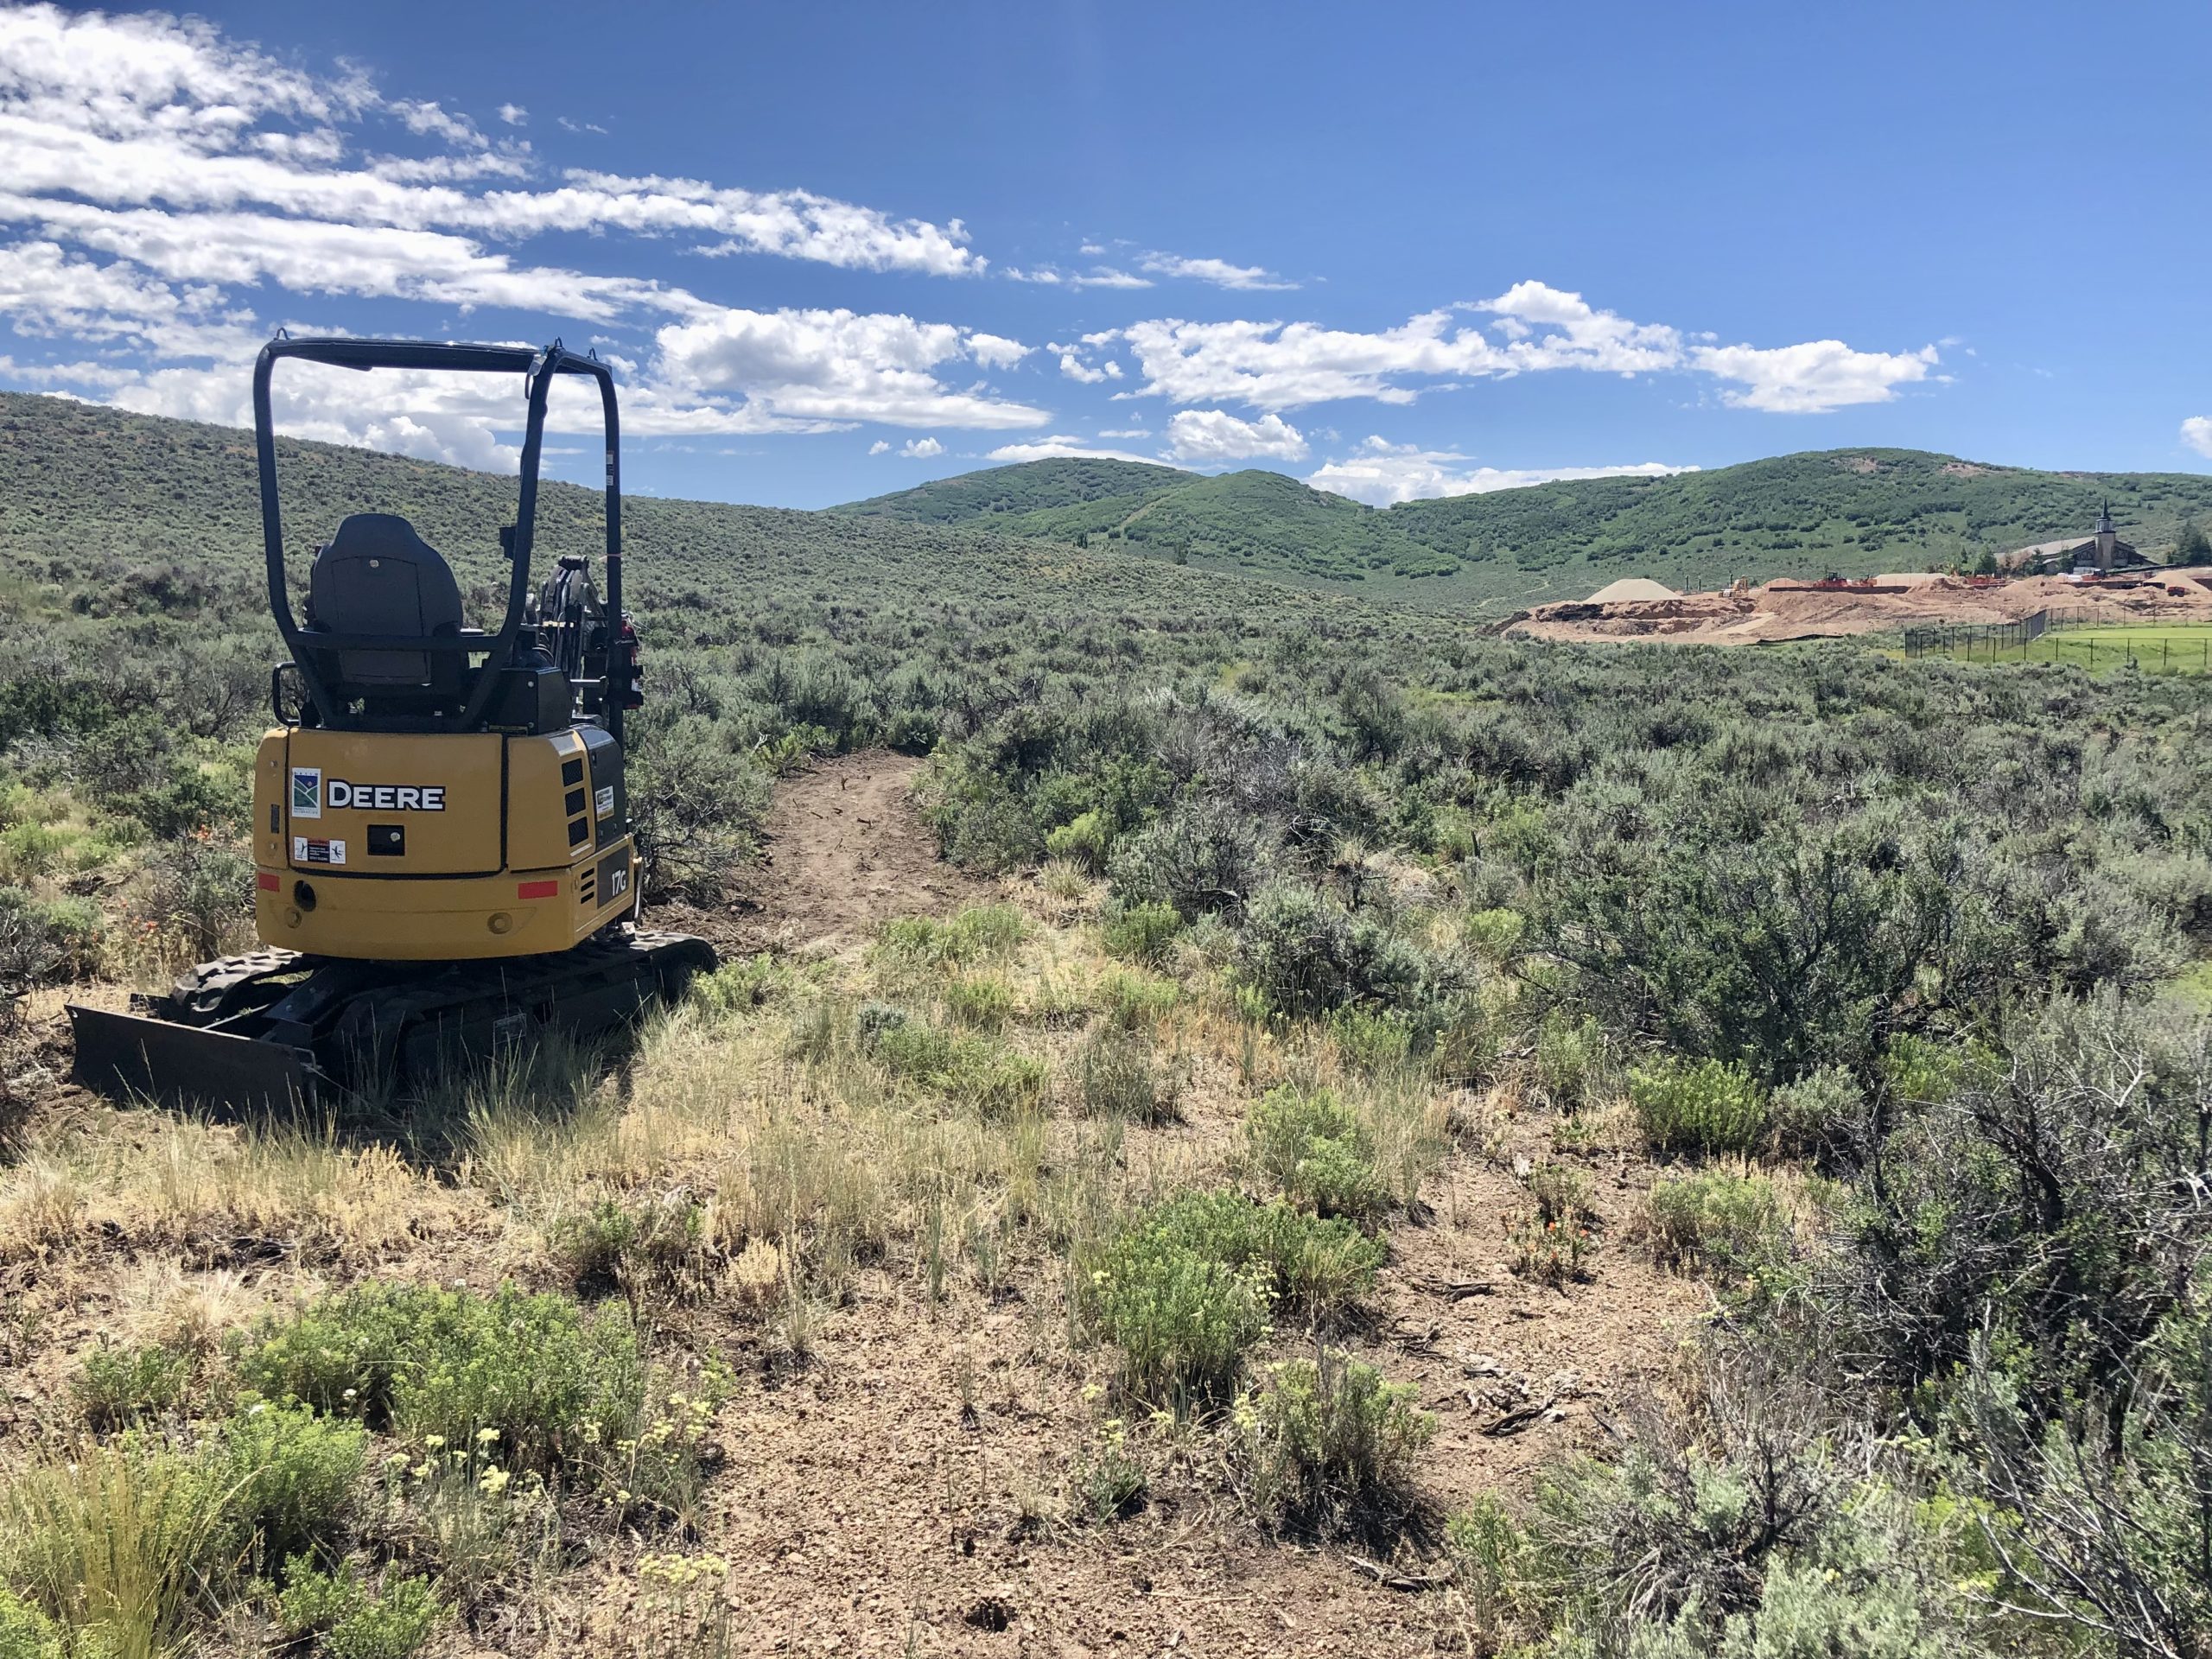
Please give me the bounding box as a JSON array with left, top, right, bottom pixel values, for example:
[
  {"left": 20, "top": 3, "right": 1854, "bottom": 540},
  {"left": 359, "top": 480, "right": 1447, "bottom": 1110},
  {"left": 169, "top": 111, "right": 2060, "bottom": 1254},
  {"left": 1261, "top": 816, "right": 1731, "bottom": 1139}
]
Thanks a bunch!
[
  {"left": 1387, "top": 447, "right": 2212, "bottom": 582},
  {"left": 837, "top": 443, "right": 2212, "bottom": 609},
  {"left": 830, "top": 454, "right": 1191, "bottom": 524}
]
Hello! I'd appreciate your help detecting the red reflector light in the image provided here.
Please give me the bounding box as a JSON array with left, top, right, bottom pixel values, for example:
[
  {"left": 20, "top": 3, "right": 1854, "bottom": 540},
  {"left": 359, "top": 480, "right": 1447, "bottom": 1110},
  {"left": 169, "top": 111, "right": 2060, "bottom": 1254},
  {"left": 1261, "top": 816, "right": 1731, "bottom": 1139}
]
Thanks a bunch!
[
  {"left": 256, "top": 871, "right": 280, "bottom": 892},
  {"left": 517, "top": 880, "right": 560, "bottom": 899}
]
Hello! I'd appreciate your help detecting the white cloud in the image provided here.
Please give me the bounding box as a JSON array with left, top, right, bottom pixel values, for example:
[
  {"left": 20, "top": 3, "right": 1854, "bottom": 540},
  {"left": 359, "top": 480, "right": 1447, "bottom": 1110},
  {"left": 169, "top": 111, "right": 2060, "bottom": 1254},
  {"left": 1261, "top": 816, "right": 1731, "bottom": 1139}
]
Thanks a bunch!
[
  {"left": 1139, "top": 251, "right": 1297, "bottom": 291},
  {"left": 1114, "top": 311, "right": 1501, "bottom": 410},
  {"left": 2178, "top": 416, "right": 2212, "bottom": 460},
  {"left": 652, "top": 305, "right": 1049, "bottom": 429},
  {"left": 1690, "top": 340, "right": 1940, "bottom": 413},
  {"left": 868, "top": 439, "right": 890, "bottom": 454},
  {"left": 1005, "top": 264, "right": 1152, "bottom": 289},
  {"left": 1, "top": 194, "right": 671, "bottom": 321},
  {"left": 1166, "top": 409, "right": 1307, "bottom": 463},
  {"left": 1053, "top": 343, "right": 1122, "bottom": 385},
  {"left": 985, "top": 435, "right": 1163, "bottom": 466},
  {"left": 0, "top": 8, "right": 986, "bottom": 276},
  {"left": 1473, "top": 280, "right": 1683, "bottom": 374},
  {"left": 556, "top": 116, "right": 609, "bottom": 136},
  {"left": 1306, "top": 437, "right": 1694, "bottom": 506},
  {"left": 1108, "top": 280, "right": 1938, "bottom": 416},
  {"left": 497, "top": 103, "right": 527, "bottom": 126},
  {"left": 0, "top": 4, "right": 1036, "bottom": 461},
  {"left": 387, "top": 99, "right": 485, "bottom": 149},
  {"left": 966, "top": 331, "right": 1028, "bottom": 369},
  {"left": 899, "top": 436, "right": 944, "bottom": 458},
  {"left": 1097, "top": 427, "right": 1148, "bottom": 438}
]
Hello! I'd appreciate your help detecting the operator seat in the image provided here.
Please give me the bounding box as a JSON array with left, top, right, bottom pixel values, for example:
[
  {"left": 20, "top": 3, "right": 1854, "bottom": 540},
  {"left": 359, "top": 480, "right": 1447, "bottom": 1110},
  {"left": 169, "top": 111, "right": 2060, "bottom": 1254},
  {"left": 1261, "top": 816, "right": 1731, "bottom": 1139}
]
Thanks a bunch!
[{"left": 303, "top": 513, "right": 466, "bottom": 697}]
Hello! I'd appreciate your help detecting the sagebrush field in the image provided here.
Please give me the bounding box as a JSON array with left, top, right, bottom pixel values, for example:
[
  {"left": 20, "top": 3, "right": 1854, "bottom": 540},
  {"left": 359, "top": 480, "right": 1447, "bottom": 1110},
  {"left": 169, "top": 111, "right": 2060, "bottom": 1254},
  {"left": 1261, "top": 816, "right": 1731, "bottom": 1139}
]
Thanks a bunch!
[{"left": 3, "top": 397, "right": 2210, "bottom": 1658}]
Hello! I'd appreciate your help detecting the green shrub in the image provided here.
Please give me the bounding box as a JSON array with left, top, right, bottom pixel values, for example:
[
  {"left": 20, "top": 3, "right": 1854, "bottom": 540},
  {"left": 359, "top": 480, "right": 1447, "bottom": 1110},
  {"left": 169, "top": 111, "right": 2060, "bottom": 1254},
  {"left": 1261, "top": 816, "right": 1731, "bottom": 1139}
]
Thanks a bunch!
[
  {"left": 1245, "top": 1083, "right": 1389, "bottom": 1222},
  {"left": 232, "top": 1284, "right": 646, "bottom": 1480},
  {"left": 1084, "top": 1222, "right": 1264, "bottom": 1407},
  {"left": 219, "top": 1402, "right": 366, "bottom": 1579},
  {"left": 1770, "top": 1065, "right": 1863, "bottom": 1159},
  {"left": 1106, "top": 798, "right": 1265, "bottom": 922},
  {"left": 879, "top": 905, "right": 1029, "bottom": 967},
  {"left": 1330, "top": 1005, "right": 1418, "bottom": 1075},
  {"left": 881, "top": 706, "right": 939, "bottom": 755},
  {"left": 864, "top": 1017, "right": 1047, "bottom": 1116},
  {"left": 0, "top": 887, "right": 102, "bottom": 985},
  {"left": 0, "top": 821, "right": 70, "bottom": 880},
  {"left": 1044, "top": 809, "right": 1112, "bottom": 872},
  {"left": 941, "top": 972, "right": 1014, "bottom": 1031},
  {"left": 1070, "top": 1421, "right": 1147, "bottom": 1525},
  {"left": 2, "top": 1433, "right": 234, "bottom": 1659},
  {"left": 1233, "top": 882, "right": 1426, "bottom": 1018},
  {"left": 276, "top": 1559, "right": 439, "bottom": 1659},
  {"left": 73, "top": 1343, "right": 191, "bottom": 1431},
  {"left": 1878, "top": 1033, "right": 1967, "bottom": 1105},
  {"left": 1644, "top": 1171, "right": 1790, "bottom": 1279},
  {"left": 1528, "top": 1427, "right": 1967, "bottom": 1659},
  {"left": 1080, "top": 1193, "right": 1382, "bottom": 1405},
  {"left": 1629, "top": 1057, "right": 1768, "bottom": 1156},
  {"left": 143, "top": 838, "right": 253, "bottom": 960},
  {"left": 1464, "top": 906, "right": 1527, "bottom": 967},
  {"left": 550, "top": 1194, "right": 709, "bottom": 1299},
  {"left": 1244, "top": 1351, "right": 1434, "bottom": 1524},
  {"left": 690, "top": 953, "right": 794, "bottom": 1016},
  {"left": 1444, "top": 1495, "right": 1535, "bottom": 1632},
  {"left": 1102, "top": 899, "right": 1183, "bottom": 966},
  {"left": 0, "top": 1589, "right": 63, "bottom": 1659},
  {"left": 1532, "top": 1011, "right": 1610, "bottom": 1111},
  {"left": 1096, "top": 967, "right": 1179, "bottom": 1030},
  {"left": 1077, "top": 1027, "right": 1177, "bottom": 1123}
]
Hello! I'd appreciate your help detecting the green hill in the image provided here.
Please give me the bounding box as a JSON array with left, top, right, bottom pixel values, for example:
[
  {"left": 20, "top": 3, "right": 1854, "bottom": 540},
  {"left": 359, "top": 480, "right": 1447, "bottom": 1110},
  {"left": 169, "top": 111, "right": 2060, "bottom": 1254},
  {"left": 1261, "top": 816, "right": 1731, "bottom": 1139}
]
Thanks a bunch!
[
  {"left": 838, "top": 448, "right": 2212, "bottom": 613},
  {"left": 832, "top": 454, "right": 1189, "bottom": 525},
  {"left": 10, "top": 388, "right": 2212, "bottom": 629},
  {"left": 1388, "top": 448, "right": 2212, "bottom": 594},
  {"left": 0, "top": 393, "right": 1378, "bottom": 639}
]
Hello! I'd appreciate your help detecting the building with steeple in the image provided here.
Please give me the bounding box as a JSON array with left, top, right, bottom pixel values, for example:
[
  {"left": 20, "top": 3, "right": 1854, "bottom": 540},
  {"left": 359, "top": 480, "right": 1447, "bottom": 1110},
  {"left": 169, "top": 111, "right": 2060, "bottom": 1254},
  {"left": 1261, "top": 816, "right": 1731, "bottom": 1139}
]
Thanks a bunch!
[{"left": 1999, "top": 501, "right": 2154, "bottom": 575}]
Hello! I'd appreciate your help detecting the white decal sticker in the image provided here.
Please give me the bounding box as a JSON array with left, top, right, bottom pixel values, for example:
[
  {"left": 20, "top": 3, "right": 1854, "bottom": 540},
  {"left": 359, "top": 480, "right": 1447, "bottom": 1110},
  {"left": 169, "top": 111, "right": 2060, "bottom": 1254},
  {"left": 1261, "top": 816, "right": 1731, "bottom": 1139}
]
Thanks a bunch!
[
  {"left": 595, "top": 785, "right": 614, "bottom": 817},
  {"left": 289, "top": 767, "right": 321, "bottom": 819}
]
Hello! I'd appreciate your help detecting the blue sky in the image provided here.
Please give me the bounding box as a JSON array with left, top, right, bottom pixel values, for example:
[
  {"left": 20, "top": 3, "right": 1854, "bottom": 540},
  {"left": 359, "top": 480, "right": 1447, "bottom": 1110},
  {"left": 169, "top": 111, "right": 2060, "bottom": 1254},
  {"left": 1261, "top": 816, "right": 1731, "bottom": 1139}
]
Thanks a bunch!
[{"left": 2, "top": 0, "right": 2208, "bottom": 509}]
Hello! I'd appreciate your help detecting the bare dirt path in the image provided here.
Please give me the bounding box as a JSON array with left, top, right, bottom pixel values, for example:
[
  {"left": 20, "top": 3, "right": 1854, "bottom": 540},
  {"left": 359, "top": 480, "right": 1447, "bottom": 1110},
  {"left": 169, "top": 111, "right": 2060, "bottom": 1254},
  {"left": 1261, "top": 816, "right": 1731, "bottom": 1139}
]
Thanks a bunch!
[{"left": 691, "top": 750, "right": 992, "bottom": 959}]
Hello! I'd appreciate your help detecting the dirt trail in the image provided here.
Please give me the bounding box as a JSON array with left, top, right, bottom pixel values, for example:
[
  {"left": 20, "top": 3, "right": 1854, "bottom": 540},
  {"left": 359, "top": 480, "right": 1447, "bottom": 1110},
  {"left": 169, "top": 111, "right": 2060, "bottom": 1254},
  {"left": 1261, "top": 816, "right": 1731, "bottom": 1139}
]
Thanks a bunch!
[{"left": 709, "top": 750, "right": 991, "bottom": 957}]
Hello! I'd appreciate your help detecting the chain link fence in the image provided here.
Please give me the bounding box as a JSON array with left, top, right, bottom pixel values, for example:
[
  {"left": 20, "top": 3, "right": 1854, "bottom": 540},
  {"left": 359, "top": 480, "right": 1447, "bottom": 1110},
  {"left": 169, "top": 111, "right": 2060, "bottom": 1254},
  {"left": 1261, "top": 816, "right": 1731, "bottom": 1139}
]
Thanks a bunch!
[{"left": 1904, "top": 608, "right": 2212, "bottom": 672}]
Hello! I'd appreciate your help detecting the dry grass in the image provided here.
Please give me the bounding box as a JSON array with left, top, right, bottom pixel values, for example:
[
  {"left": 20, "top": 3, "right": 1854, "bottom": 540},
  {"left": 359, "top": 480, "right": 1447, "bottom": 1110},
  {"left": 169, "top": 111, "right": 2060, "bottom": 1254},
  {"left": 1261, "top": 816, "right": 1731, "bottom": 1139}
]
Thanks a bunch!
[
  {"left": 0, "top": 1116, "right": 458, "bottom": 1264},
  {"left": 0, "top": 892, "right": 1635, "bottom": 1657}
]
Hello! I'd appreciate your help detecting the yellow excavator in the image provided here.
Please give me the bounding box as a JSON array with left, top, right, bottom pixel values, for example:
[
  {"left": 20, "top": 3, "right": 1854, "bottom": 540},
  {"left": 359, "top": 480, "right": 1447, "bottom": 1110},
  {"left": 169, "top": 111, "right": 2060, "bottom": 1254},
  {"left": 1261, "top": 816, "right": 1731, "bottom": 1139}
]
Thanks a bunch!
[{"left": 69, "top": 335, "right": 716, "bottom": 1109}]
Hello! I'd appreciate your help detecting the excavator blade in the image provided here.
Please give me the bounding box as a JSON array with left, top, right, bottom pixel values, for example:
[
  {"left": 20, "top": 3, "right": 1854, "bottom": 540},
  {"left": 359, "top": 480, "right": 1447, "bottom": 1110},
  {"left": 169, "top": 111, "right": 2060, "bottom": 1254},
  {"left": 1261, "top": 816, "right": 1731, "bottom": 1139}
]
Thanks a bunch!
[{"left": 67, "top": 1004, "right": 326, "bottom": 1113}]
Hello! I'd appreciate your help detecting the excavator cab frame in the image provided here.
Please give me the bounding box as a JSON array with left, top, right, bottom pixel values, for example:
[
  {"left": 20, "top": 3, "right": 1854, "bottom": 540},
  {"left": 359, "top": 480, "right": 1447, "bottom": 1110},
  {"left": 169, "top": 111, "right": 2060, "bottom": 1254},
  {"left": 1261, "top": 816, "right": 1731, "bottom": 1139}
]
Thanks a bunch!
[{"left": 255, "top": 335, "right": 628, "bottom": 746}]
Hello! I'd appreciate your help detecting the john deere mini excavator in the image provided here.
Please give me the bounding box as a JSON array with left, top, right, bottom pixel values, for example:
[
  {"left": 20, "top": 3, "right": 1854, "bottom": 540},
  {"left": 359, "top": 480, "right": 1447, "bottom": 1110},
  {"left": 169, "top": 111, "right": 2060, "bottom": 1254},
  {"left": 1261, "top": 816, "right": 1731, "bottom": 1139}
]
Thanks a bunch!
[{"left": 69, "top": 336, "right": 716, "bottom": 1109}]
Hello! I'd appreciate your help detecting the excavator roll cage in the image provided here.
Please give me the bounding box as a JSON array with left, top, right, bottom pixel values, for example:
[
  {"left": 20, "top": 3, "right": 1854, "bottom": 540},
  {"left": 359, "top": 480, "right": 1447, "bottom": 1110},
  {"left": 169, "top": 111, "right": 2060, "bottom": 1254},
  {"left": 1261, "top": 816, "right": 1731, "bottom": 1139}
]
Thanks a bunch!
[{"left": 254, "top": 335, "right": 629, "bottom": 744}]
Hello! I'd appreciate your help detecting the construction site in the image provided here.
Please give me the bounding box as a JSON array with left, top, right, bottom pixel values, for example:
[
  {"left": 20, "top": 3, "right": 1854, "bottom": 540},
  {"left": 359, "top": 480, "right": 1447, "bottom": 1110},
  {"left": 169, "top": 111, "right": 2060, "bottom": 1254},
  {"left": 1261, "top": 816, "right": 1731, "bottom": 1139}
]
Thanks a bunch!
[{"left": 1506, "top": 566, "right": 2212, "bottom": 646}]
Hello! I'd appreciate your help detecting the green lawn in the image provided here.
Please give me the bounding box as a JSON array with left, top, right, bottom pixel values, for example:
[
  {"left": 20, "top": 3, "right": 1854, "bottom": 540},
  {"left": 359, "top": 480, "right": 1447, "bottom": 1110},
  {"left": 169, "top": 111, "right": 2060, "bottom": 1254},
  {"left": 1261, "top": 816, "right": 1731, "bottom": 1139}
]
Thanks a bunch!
[{"left": 1920, "top": 621, "right": 2212, "bottom": 674}]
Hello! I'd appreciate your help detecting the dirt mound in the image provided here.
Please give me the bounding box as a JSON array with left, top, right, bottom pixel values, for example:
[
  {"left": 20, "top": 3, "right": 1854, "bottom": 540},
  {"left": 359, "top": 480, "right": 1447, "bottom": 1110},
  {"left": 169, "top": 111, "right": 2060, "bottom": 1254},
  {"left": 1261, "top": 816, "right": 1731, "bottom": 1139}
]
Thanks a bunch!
[
  {"left": 1585, "top": 576, "right": 1680, "bottom": 603},
  {"left": 702, "top": 750, "right": 990, "bottom": 957}
]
